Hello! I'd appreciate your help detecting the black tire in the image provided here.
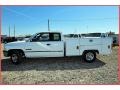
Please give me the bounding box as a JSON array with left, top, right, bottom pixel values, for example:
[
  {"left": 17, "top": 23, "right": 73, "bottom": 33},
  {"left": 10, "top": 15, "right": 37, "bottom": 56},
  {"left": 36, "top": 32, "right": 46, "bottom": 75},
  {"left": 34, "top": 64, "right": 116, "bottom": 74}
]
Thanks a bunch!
[
  {"left": 83, "top": 51, "right": 96, "bottom": 63},
  {"left": 10, "top": 51, "right": 23, "bottom": 65}
]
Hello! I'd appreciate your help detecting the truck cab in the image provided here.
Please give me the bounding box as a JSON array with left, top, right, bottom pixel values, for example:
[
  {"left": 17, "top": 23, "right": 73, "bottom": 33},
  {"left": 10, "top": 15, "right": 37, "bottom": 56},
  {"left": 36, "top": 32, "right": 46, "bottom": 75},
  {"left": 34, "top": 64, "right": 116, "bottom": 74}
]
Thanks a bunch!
[{"left": 25, "top": 32, "right": 64, "bottom": 57}]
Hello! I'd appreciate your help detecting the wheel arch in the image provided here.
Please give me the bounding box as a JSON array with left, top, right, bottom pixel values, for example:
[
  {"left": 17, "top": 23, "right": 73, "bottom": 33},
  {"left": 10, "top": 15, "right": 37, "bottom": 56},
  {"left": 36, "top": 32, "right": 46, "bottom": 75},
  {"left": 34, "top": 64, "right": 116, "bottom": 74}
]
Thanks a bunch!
[
  {"left": 82, "top": 49, "right": 99, "bottom": 55},
  {"left": 8, "top": 49, "right": 25, "bottom": 56}
]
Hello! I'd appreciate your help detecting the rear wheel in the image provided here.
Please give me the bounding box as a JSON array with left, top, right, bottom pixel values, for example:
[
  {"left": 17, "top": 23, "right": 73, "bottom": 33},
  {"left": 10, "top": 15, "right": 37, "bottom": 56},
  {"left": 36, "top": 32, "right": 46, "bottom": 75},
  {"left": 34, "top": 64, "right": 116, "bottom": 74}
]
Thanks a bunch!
[
  {"left": 10, "top": 51, "right": 23, "bottom": 65},
  {"left": 83, "top": 51, "right": 96, "bottom": 63}
]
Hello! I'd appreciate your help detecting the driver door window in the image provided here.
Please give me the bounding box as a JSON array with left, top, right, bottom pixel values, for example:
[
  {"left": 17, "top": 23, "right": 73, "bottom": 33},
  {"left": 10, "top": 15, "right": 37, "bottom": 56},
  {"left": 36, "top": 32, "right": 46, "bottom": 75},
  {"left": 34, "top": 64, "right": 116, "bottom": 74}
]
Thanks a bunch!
[
  {"left": 39, "top": 33, "right": 49, "bottom": 41},
  {"left": 32, "top": 33, "right": 49, "bottom": 42}
]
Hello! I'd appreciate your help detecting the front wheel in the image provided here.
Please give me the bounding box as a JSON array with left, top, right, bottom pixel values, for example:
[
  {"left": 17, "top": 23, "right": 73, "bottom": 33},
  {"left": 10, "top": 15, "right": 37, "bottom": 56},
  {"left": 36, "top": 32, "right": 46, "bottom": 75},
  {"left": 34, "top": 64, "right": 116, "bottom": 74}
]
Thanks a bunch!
[
  {"left": 10, "top": 51, "right": 22, "bottom": 65},
  {"left": 83, "top": 51, "right": 96, "bottom": 63}
]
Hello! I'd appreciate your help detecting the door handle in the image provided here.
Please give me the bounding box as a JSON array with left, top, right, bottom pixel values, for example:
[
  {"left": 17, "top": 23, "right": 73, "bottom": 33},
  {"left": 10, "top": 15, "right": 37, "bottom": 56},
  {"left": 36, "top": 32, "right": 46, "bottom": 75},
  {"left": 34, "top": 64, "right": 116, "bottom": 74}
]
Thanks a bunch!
[
  {"left": 46, "top": 43, "right": 51, "bottom": 46},
  {"left": 25, "top": 49, "right": 32, "bottom": 50},
  {"left": 76, "top": 46, "right": 79, "bottom": 49}
]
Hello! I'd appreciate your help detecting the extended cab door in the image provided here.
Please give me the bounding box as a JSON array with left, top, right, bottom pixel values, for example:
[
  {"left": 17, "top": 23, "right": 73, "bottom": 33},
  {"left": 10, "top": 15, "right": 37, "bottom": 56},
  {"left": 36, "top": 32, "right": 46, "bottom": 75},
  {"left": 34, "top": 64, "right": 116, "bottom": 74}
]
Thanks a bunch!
[{"left": 25, "top": 32, "right": 64, "bottom": 57}]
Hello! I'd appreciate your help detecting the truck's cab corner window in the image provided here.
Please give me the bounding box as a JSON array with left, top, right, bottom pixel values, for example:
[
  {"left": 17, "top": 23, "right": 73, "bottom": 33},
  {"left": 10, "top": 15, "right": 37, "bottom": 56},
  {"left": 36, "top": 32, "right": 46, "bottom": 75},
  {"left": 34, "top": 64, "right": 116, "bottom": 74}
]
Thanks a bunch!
[
  {"left": 53, "top": 33, "right": 61, "bottom": 41},
  {"left": 50, "top": 33, "right": 61, "bottom": 41}
]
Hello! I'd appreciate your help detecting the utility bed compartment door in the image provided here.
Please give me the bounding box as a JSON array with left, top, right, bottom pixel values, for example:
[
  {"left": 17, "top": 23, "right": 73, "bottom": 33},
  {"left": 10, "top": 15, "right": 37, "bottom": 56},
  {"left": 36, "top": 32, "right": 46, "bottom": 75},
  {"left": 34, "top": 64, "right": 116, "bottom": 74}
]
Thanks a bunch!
[
  {"left": 65, "top": 38, "right": 79, "bottom": 56},
  {"left": 79, "top": 38, "right": 102, "bottom": 45},
  {"left": 101, "top": 37, "right": 112, "bottom": 55}
]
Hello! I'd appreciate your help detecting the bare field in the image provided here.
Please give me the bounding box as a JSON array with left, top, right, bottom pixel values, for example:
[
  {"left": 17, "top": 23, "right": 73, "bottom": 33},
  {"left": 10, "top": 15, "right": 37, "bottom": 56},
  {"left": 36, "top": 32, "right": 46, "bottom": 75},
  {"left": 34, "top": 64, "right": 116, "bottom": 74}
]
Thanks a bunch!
[{"left": 1, "top": 47, "right": 118, "bottom": 84}]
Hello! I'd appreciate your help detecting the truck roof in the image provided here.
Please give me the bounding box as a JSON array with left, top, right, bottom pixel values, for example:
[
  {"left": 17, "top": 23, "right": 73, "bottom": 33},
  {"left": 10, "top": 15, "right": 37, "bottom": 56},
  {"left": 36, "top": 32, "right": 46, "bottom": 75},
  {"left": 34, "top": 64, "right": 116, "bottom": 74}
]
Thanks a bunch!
[{"left": 37, "top": 31, "right": 62, "bottom": 33}]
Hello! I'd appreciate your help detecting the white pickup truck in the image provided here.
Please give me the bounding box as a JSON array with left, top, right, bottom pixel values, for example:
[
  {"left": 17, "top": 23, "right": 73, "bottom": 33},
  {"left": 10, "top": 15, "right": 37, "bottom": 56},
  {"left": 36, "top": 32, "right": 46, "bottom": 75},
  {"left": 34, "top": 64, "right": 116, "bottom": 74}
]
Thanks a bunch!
[{"left": 3, "top": 32, "right": 112, "bottom": 65}]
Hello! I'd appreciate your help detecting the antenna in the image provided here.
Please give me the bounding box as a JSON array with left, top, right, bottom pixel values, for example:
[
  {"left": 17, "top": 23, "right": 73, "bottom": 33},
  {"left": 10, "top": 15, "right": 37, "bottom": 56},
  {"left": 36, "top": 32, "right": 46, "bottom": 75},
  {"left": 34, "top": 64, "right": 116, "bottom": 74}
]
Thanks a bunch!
[
  {"left": 48, "top": 19, "right": 50, "bottom": 31},
  {"left": 86, "top": 25, "right": 88, "bottom": 33},
  {"left": 9, "top": 25, "right": 10, "bottom": 37},
  {"left": 14, "top": 24, "right": 15, "bottom": 37}
]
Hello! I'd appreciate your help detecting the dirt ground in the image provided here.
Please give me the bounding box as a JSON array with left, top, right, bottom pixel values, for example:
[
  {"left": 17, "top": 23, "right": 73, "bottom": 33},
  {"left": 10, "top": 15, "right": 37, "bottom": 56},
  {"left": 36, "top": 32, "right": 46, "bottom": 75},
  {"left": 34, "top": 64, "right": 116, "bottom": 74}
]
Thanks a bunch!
[{"left": 1, "top": 46, "right": 119, "bottom": 84}]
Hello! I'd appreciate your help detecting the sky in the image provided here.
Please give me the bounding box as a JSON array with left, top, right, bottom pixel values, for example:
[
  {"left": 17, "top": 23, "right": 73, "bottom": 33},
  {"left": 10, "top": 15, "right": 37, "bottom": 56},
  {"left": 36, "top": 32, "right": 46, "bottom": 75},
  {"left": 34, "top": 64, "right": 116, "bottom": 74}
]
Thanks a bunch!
[{"left": 2, "top": 6, "right": 119, "bottom": 36}]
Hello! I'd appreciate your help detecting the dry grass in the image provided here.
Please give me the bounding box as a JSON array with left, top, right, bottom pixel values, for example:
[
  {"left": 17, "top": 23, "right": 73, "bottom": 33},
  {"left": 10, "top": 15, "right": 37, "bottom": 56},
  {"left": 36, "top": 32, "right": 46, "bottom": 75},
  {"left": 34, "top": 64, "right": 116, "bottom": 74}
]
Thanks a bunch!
[{"left": 1, "top": 47, "right": 118, "bottom": 84}]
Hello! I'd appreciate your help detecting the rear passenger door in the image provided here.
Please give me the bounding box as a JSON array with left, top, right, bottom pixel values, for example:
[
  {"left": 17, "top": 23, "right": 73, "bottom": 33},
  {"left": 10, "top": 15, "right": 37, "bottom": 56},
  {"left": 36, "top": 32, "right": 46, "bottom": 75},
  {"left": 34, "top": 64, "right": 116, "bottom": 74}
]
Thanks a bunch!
[{"left": 46, "top": 33, "right": 64, "bottom": 57}]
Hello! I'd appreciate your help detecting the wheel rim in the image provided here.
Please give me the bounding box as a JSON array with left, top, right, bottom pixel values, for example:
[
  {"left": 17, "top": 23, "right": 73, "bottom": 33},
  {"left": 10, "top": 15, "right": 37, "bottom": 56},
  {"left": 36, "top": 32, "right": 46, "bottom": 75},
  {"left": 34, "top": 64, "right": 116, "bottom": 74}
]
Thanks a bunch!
[
  {"left": 11, "top": 54, "right": 18, "bottom": 63},
  {"left": 86, "top": 52, "right": 94, "bottom": 61}
]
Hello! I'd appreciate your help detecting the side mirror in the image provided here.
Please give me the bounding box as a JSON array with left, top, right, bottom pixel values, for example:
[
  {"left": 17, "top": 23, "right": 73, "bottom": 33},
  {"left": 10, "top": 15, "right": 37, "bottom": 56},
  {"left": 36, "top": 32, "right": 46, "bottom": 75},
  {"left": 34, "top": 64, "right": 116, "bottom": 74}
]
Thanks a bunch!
[{"left": 26, "top": 39, "right": 30, "bottom": 42}]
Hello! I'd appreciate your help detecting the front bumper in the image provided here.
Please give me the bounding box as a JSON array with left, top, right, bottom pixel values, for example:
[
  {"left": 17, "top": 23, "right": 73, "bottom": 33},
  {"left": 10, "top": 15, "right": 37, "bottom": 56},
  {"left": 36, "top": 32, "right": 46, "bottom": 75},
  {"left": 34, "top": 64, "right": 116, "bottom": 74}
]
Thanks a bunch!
[{"left": 3, "top": 50, "right": 8, "bottom": 57}]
